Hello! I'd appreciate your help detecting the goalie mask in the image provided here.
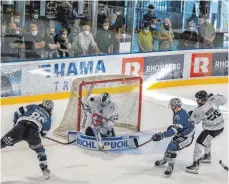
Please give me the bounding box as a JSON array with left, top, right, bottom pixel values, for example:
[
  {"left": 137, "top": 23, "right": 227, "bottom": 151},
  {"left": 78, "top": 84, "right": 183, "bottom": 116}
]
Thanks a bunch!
[
  {"left": 195, "top": 90, "right": 208, "bottom": 107},
  {"left": 42, "top": 99, "right": 54, "bottom": 113},
  {"left": 100, "top": 92, "right": 111, "bottom": 106},
  {"left": 169, "top": 98, "right": 182, "bottom": 111}
]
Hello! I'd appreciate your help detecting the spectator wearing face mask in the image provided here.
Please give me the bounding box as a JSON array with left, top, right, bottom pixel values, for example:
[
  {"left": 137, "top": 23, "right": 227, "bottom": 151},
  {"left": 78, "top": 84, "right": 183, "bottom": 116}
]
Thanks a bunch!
[
  {"left": 198, "top": 15, "right": 216, "bottom": 48},
  {"left": 109, "top": 13, "right": 118, "bottom": 31},
  {"left": 143, "top": 4, "right": 159, "bottom": 26},
  {"left": 97, "top": 7, "right": 107, "bottom": 29},
  {"left": 2, "top": 22, "right": 23, "bottom": 62},
  {"left": 21, "top": 24, "right": 45, "bottom": 60},
  {"left": 44, "top": 28, "right": 60, "bottom": 58},
  {"left": 95, "top": 19, "right": 117, "bottom": 54},
  {"left": 54, "top": 28, "right": 71, "bottom": 57},
  {"left": 178, "top": 21, "right": 198, "bottom": 49},
  {"left": 11, "top": 14, "right": 22, "bottom": 30},
  {"left": 24, "top": 9, "right": 46, "bottom": 39},
  {"left": 158, "top": 18, "right": 174, "bottom": 51},
  {"left": 111, "top": 8, "right": 125, "bottom": 32},
  {"left": 138, "top": 24, "right": 154, "bottom": 52},
  {"left": 75, "top": 25, "right": 102, "bottom": 56}
]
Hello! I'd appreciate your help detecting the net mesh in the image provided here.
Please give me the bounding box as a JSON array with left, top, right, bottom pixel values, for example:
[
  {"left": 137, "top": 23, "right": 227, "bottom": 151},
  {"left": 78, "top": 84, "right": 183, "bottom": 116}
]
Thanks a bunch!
[{"left": 54, "top": 74, "right": 142, "bottom": 139}]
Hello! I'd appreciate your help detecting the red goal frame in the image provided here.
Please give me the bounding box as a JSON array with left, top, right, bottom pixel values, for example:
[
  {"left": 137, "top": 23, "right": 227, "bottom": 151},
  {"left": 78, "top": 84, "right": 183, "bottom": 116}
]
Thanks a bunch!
[{"left": 77, "top": 76, "right": 143, "bottom": 132}]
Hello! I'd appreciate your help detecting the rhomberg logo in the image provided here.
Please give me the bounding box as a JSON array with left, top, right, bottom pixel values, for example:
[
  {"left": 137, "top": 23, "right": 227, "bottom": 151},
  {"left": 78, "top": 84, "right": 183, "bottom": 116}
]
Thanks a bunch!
[
  {"left": 190, "top": 53, "right": 213, "bottom": 77},
  {"left": 122, "top": 57, "right": 144, "bottom": 76}
]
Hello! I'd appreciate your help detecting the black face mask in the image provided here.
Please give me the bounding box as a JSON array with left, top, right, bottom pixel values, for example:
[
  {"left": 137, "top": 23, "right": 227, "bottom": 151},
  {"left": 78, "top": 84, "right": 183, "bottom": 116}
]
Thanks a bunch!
[{"left": 163, "top": 24, "right": 169, "bottom": 30}]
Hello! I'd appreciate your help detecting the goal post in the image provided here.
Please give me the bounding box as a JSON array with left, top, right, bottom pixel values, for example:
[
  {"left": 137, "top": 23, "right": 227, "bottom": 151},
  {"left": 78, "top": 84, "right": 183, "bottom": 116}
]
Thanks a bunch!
[{"left": 54, "top": 74, "right": 143, "bottom": 139}]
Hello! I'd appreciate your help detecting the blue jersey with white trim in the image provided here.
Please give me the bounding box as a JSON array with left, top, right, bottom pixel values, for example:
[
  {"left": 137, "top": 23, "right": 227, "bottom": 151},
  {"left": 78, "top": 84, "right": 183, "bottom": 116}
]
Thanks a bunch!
[
  {"left": 163, "top": 109, "right": 195, "bottom": 138},
  {"left": 14, "top": 104, "right": 52, "bottom": 136}
]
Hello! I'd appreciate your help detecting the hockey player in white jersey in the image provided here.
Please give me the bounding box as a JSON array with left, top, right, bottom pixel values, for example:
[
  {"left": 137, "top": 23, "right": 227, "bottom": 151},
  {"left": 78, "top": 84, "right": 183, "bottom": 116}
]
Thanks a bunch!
[
  {"left": 82, "top": 92, "right": 119, "bottom": 150},
  {"left": 186, "top": 90, "right": 227, "bottom": 174}
]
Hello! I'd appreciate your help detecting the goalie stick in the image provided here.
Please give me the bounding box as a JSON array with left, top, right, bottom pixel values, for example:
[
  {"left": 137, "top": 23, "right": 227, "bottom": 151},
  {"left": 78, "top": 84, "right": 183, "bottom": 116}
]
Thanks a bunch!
[{"left": 219, "top": 160, "right": 228, "bottom": 171}]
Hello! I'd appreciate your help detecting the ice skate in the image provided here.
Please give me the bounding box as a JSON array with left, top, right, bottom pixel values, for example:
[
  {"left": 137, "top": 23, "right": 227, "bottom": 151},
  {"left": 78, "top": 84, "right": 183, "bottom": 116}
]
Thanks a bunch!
[
  {"left": 40, "top": 164, "right": 50, "bottom": 179},
  {"left": 186, "top": 160, "right": 200, "bottom": 174},
  {"left": 164, "top": 162, "right": 174, "bottom": 177},
  {"left": 155, "top": 159, "right": 167, "bottom": 168},
  {"left": 201, "top": 152, "right": 211, "bottom": 163}
]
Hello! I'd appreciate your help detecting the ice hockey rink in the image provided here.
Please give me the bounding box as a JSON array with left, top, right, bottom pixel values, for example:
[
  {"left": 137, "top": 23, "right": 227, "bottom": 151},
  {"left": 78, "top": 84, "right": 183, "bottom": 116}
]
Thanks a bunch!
[{"left": 1, "top": 83, "right": 228, "bottom": 184}]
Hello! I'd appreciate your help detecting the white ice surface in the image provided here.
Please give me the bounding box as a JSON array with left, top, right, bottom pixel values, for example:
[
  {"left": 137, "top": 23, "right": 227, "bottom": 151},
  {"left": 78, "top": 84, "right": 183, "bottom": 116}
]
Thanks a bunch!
[{"left": 1, "top": 84, "right": 228, "bottom": 184}]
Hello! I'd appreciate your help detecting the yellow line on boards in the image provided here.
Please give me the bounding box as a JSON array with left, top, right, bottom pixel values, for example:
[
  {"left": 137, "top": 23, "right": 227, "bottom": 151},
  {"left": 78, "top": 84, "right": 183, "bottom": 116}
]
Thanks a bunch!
[
  {"left": 1, "top": 77, "right": 228, "bottom": 106},
  {"left": 1, "top": 84, "right": 139, "bottom": 106},
  {"left": 147, "top": 77, "right": 228, "bottom": 90}
]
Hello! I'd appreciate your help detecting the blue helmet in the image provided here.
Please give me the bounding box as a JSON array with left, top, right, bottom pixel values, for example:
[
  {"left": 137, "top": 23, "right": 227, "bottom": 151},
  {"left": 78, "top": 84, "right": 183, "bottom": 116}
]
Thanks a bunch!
[
  {"left": 42, "top": 99, "right": 54, "bottom": 112},
  {"left": 169, "top": 98, "right": 182, "bottom": 108}
]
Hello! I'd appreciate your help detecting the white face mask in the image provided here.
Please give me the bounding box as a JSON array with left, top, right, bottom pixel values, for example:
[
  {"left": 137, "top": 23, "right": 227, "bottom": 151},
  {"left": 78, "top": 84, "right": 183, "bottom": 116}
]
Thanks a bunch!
[
  {"left": 116, "top": 12, "right": 121, "bottom": 15},
  {"left": 99, "top": 10, "right": 105, "bottom": 14},
  {"left": 15, "top": 31, "right": 20, "bottom": 35},
  {"left": 84, "top": 31, "right": 89, "bottom": 35},
  {"left": 32, "top": 31, "right": 38, "bottom": 36},
  {"left": 62, "top": 35, "right": 67, "bottom": 38},
  {"left": 151, "top": 25, "right": 156, "bottom": 28},
  {"left": 198, "top": 18, "right": 204, "bottom": 25},
  {"left": 14, "top": 19, "right": 20, "bottom": 23},
  {"left": 103, "top": 26, "right": 109, "bottom": 30},
  {"left": 189, "top": 27, "right": 194, "bottom": 31},
  {"left": 33, "top": 15, "right": 39, "bottom": 20},
  {"left": 144, "top": 29, "right": 149, "bottom": 33},
  {"left": 204, "top": 19, "right": 210, "bottom": 23}
]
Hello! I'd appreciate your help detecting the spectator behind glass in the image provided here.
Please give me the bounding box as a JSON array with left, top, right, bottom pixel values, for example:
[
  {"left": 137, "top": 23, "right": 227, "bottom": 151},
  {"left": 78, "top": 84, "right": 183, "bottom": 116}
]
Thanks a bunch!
[
  {"left": 95, "top": 19, "right": 117, "bottom": 54},
  {"left": 198, "top": 15, "right": 216, "bottom": 48},
  {"left": 24, "top": 9, "right": 46, "bottom": 39},
  {"left": 97, "top": 6, "right": 107, "bottom": 29},
  {"left": 158, "top": 18, "right": 174, "bottom": 51},
  {"left": 44, "top": 28, "right": 60, "bottom": 58},
  {"left": 2, "top": 22, "right": 22, "bottom": 62},
  {"left": 54, "top": 28, "right": 71, "bottom": 57},
  {"left": 22, "top": 24, "right": 45, "bottom": 60},
  {"left": 109, "top": 13, "right": 117, "bottom": 31},
  {"left": 138, "top": 24, "right": 154, "bottom": 52},
  {"left": 143, "top": 4, "right": 160, "bottom": 26},
  {"left": 178, "top": 21, "right": 198, "bottom": 49},
  {"left": 77, "top": 25, "right": 102, "bottom": 56},
  {"left": 112, "top": 8, "right": 125, "bottom": 31},
  {"left": 11, "top": 14, "right": 22, "bottom": 30}
]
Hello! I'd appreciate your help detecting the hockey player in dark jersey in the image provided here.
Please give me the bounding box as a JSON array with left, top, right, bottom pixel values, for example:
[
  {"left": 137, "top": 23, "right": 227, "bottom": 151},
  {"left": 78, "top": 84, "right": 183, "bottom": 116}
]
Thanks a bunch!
[
  {"left": 1, "top": 99, "right": 54, "bottom": 179},
  {"left": 151, "top": 98, "right": 195, "bottom": 177}
]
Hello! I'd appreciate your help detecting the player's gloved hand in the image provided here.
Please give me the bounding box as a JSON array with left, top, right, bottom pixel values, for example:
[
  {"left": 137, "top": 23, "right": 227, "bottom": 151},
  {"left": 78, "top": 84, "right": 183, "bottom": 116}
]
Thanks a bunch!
[
  {"left": 208, "top": 93, "right": 214, "bottom": 98},
  {"left": 110, "top": 114, "right": 119, "bottom": 121},
  {"left": 151, "top": 132, "right": 164, "bottom": 141},
  {"left": 188, "top": 110, "right": 193, "bottom": 116}
]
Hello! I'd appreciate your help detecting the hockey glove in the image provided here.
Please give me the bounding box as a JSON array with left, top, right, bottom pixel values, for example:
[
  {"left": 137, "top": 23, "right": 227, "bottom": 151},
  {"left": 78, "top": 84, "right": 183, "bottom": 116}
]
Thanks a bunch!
[
  {"left": 152, "top": 132, "right": 164, "bottom": 141},
  {"left": 208, "top": 93, "right": 214, "bottom": 98},
  {"left": 110, "top": 114, "right": 119, "bottom": 122},
  {"left": 188, "top": 110, "right": 193, "bottom": 116}
]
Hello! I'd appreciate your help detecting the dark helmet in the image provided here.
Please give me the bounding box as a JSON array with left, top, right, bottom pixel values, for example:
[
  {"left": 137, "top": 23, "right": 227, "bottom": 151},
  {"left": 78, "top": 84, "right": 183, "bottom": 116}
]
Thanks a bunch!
[{"left": 195, "top": 90, "right": 208, "bottom": 106}]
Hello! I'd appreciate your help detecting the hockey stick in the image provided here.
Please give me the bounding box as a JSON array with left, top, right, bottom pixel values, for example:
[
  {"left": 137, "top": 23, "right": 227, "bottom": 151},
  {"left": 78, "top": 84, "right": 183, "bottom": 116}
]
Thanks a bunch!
[
  {"left": 219, "top": 160, "right": 228, "bottom": 171},
  {"left": 44, "top": 136, "right": 76, "bottom": 145},
  {"left": 133, "top": 138, "right": 153, "bottom": 148}
]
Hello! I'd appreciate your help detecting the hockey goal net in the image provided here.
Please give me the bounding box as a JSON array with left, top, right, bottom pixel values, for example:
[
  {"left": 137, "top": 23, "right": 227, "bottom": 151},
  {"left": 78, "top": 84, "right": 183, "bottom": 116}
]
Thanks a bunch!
[{"left": 54, "top": 75, "right": 143, "bottom": 139}]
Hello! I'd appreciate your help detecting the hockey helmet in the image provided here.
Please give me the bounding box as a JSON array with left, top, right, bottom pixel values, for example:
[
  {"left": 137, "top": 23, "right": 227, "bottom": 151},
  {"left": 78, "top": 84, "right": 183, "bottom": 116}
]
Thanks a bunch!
[
  {"left": 100, "top": 92, "right": 111, "bottom": 106},
  {"left": 169, "top": 98, "right": 182, "bottom": 110},
  {"left": 195, "top": 90, "right": 208, "bottom": 106},
  {"left": 42, "top": 99, "right": 54, "bottom": 112}
]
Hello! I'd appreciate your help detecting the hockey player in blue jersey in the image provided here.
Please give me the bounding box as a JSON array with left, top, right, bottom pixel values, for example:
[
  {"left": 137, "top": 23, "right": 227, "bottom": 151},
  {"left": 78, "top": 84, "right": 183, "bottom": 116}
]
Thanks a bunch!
[
  {"left": 151, "top": 98, "right": 195, "bottom": 177},
  {"left": 1, "top": 99, "right": 54, "bottom": 179}
]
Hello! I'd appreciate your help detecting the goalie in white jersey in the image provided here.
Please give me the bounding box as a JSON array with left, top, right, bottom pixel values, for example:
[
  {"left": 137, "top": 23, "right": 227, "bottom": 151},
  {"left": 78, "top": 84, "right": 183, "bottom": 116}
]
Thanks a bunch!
[
  {"left": 82, "top": 92, "right": 119, "bottom": 150},
  {"left": 186, "top": 90, "right": 227, "bottom": 174}
]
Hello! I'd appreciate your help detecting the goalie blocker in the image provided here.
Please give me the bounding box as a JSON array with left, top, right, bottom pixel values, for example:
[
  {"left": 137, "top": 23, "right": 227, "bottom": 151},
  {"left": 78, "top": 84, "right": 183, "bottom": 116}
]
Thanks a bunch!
[{"left": 68, "top": 131, "right": 139, "bottom": 151}]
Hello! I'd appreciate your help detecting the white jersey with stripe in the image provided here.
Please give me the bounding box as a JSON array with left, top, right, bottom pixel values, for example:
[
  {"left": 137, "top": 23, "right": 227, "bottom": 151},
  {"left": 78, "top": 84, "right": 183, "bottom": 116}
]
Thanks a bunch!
[{"left": 190, "top": 95, "right": 227, "bottom": 131}]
